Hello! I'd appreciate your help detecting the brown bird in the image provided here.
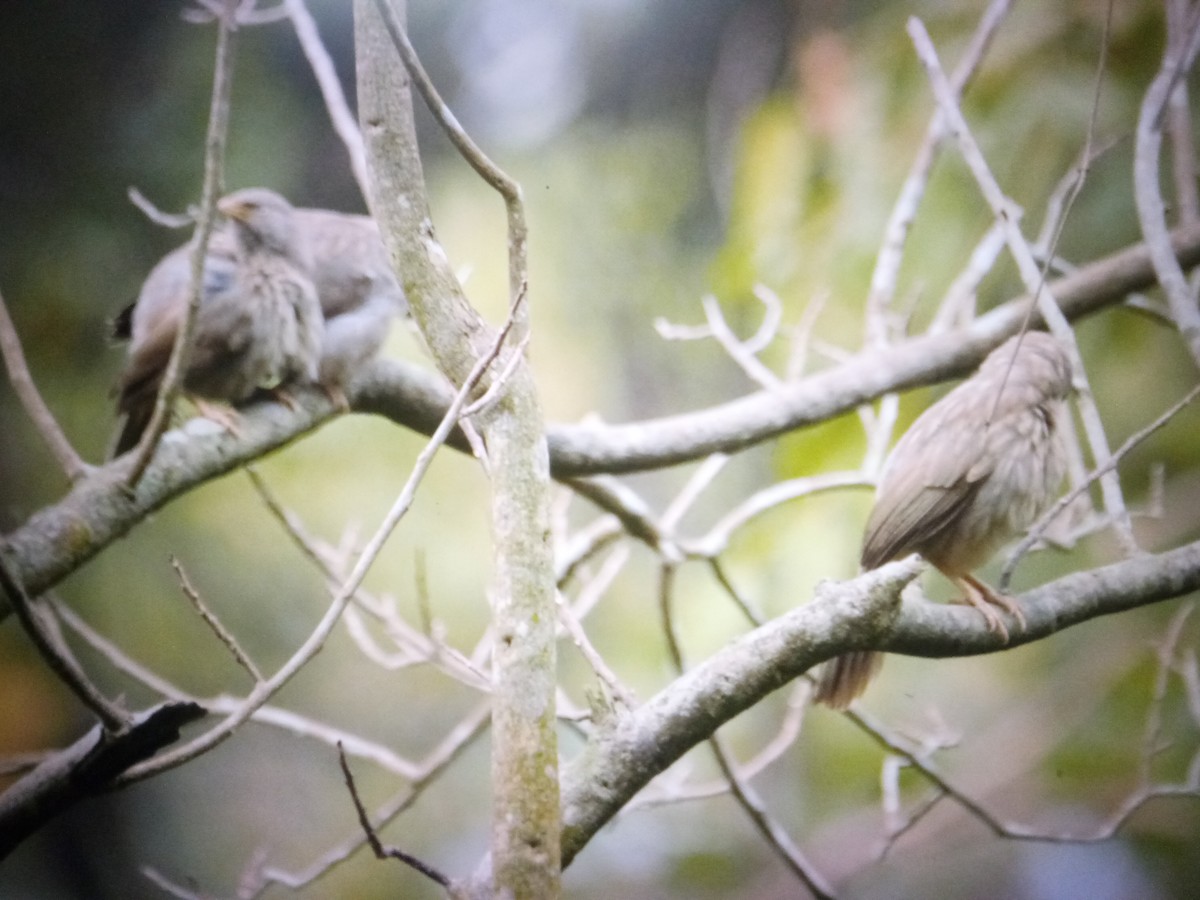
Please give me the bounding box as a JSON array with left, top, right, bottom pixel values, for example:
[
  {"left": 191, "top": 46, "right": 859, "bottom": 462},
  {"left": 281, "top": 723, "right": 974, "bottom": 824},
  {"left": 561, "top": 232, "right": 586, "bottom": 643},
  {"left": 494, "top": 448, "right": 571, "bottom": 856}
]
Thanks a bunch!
[
  {"left": 110, "top": 200, "right": 405, "bottom": 434},
  {"left": 813, "top": 331, "right": 1074, "bottom": 709},
  {"left": 111, "top": 188, "right": 324, "bottom": 456}
]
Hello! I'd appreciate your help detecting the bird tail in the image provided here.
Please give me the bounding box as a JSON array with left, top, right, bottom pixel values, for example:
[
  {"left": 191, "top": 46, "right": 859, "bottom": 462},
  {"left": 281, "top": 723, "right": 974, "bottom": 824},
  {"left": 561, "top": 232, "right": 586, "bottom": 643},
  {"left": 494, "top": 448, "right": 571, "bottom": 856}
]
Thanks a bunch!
[
  {"left": 812, "top": 651, "right": 883, "bottom": 710},
  {"left": 107, "top": 396, "right": 154, "bottom": 460}
]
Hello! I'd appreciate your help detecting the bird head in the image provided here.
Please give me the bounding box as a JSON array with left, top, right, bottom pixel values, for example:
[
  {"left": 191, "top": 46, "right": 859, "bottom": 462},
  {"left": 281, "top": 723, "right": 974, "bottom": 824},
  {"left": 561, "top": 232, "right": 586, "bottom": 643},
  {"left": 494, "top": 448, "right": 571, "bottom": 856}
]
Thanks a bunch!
[{"left": 218, "top": 188, "right": 304, "bottom": 260}]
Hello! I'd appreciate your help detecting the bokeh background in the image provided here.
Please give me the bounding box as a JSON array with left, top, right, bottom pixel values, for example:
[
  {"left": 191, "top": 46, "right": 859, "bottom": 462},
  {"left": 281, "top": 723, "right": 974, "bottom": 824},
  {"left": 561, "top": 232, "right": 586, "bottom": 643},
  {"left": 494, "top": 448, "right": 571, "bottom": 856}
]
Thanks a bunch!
[{"left": 2, "top": 0, "right": 1199, "bottom": 897}]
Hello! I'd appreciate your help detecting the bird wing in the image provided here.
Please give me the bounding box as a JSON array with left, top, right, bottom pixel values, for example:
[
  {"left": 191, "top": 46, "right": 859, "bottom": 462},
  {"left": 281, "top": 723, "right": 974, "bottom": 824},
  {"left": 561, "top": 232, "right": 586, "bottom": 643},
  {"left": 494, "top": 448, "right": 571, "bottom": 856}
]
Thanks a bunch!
[
  {"left": 298, "top": 209, "right": 403, "bottom": 319},
  {"left": 114, "top": 233, "right": 239, "bottom": 344},
  {"left": 860, "top": 381, "right": 995, "bottom": 569}
]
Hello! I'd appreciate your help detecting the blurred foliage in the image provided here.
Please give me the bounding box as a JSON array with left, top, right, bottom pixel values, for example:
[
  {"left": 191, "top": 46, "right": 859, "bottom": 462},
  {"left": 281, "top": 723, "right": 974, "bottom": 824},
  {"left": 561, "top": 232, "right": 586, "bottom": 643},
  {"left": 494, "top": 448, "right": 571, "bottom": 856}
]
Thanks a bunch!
[{"left": 1, "top": 0, "right": 1198, "bottom": 898}]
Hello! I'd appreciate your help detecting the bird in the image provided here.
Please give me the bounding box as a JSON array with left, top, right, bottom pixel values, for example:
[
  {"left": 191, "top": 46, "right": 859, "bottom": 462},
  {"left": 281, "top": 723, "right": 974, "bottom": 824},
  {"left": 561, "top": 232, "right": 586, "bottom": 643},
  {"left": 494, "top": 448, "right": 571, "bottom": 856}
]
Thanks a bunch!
[
  {"left": 110, "top": 188, "right": 325, "bottom": 456},
  {"left": 110, "top": 198, "right": 406, "bottom": 435},
  {"left": 299, "top": 208, "right": 406, "bottom": 397},
  {"left": 813, "top": 331, "right": 1074, "bottom": 709}
]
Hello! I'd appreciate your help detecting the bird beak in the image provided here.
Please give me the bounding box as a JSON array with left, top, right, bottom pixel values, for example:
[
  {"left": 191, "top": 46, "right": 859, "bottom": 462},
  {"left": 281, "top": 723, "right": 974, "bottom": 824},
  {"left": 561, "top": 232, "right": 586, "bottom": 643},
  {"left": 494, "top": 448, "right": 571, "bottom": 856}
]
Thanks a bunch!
[{"left": 217, "top": 197, "right": 252, "bottom": 222}]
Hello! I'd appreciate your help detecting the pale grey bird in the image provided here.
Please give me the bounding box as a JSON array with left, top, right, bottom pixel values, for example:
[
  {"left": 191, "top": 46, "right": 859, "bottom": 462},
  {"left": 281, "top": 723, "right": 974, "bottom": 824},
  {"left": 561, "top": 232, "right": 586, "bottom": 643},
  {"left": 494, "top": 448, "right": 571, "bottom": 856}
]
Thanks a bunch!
[
  {"left": 111, "top": 188, "right": 324, "bottom": 456},
  {"left": 299, "top": 208, "right": 406, "bottom": 396},
  {"left": 814, "top": 332, "right": 1074, "bottom": 709}
]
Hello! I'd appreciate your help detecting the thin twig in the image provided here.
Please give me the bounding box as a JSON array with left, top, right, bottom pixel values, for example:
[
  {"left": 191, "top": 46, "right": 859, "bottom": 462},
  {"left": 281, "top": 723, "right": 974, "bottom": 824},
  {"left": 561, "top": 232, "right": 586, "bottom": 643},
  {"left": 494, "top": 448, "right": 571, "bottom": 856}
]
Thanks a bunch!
[
  {"left": 127, "top": 0, "right": 239, "bottom": 486},
  {"left": 117, "top": 285, "right": 524, "bottom": 784},
  {"left": 371, "top": 0, "right": 528, "bottom": 328},
  {"left": 1001, "top": 381, "right": 1200, "bottom": 588},
  {"left": 1134, "top": 3, "right": 1200, "bottom": 368},
  {"left": 257, "top": 701, "right": 491, "bottom": 893},
  {"left": 337, "top": 743, "right": 454, "bottom": 889},
  {"left": 460, "top": 332, "right": 532, "bottom": 417},
  {"left": 659, "top": 560, "right": 833, "bottom": 898},
  {"left": 0, "top": 559, "right": 128, "bottom": 732},
  {"left": 700, "top": 295, "right": 785, "bottom": 391},
  {"left": 785, "top": 288, "right": 829, "bottom": 381},
  {"left": 708, "top": 730, "right": 834, "bottom": 899},
  {"left": 688, "top": 471, "right": 873, "bottom": 558},
  {"left": 929, "top": 222, "right": 1005, "bottom": 332},
  {"left": 863, "top": 0, "right": 1014, "bottom": 344},
  {"left": 556, "top": 516, "right": 623, "bottom": 586},
  {"left": 1140, "top": 603, "right": 1193, "bottom": 785},
  {"left": 908, "top": 15, "right": 1140, "bottom": 557},
  {"left": 170, "top": 556, "right": 264, "bottom": 683},
  {"left": 247, "top": 459, "right": 492, "bottom": 691},
  {"left": 52, "top": 597, "right": 435, "bottom": 781},
  {"left": 557, "top": 591, "right": 636, "bottom": 709},
  {"left": 566, "top": 476, "right": 677, "bottom": 560},
  {"left": 563, "top": 541, "right": 630, "bottom": 623},
  {"left": 707, "top": 557, "right": 766, "bottom": 628},
  {"left": 126, "top": 187, "right": 194, "bottom": 228},
  {"left": 284, "top": 0, "right": 369, "bottom": 197},
  {"left": 0, "top": 287, "right": 90, "bottom": 481}
]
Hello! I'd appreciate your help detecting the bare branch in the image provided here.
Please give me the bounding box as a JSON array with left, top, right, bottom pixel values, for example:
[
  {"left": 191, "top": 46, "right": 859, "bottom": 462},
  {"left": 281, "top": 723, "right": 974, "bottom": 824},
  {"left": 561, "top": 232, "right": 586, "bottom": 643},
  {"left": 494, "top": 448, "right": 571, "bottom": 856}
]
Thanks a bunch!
[
  {"left": 1001, "top": 381, "right": 1200, "bottom": 589},
  {"left": 0, "top": 560, "right": 128, "bottom": 732},
  {"left": 170, "top": 556, "right": 264, "bottom": 683},
  {"left": 562, "top": 543, "right": 1200, "bottom": 864},
  {"left": 126, "top": 0, "right": 239, "bottom": 486},
  {"left": 864, "top": 0, "right": 1014, "bottom": 344},
  {"left": 337, "top": 743, "right": 454, "bottom": 889},
  {"left": 5, "top": 225, "right": 1200, "bottom": 620},
  {"left": 1134, "top": 4, "right": 1200, "bottom": 368},
  {"left": 0, "top": 287, "right": 90, "bottom": 481},
  {"left": 126, "top": 187, "right": 194, "bottom": 228},
  {"left": 907, "top": 14, "right": 1139, "bottom": 557},
  {"left": 284, "top": 0, "right": 370, "bottom": 197}
]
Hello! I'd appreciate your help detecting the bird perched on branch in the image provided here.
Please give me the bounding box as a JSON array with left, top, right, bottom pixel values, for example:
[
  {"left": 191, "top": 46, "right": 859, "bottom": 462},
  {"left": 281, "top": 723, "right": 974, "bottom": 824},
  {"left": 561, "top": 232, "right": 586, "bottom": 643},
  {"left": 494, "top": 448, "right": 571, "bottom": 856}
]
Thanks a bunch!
[
  {"left": 110, "top": 188, "right": 324, "bottom": 456},
  {"left": 110, "top": 190, "right": 406, "bottom": 456},
  {"left": 813, "top": 331, "right": 1074, "bottom": 709}
]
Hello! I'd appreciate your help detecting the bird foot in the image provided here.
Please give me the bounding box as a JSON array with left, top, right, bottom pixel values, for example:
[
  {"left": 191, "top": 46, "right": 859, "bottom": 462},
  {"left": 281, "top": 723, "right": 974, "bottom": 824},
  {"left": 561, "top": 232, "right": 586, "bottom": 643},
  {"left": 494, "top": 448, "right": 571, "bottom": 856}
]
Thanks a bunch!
[
  {"left": 319, "top": 382, "right": 350, "bottom": 413},
  {"left": 193, "top": 399, "right": 243, "bottom": 438},
  {"left": 952, "top": 574, "right": 1027, "bottom": 642},
  {"left": 269, "top": 386, "right": 300, "bottom": 412}
]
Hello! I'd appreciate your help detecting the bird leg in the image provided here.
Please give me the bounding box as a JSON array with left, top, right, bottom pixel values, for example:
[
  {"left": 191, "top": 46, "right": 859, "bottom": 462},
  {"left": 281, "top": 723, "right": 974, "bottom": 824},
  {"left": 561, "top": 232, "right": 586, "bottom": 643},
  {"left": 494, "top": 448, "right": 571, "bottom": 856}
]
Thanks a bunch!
[
  {"left": 947, "top": 573, "right": 1027, "bottom": 642},
  {"left": 319, "top": 382, "right": 350, "bottom": 413},
  {"left": 193, "top": 398, "right": 243, "bottom": 438},
  {"left": 268, "top": 386, "right": 300, "bottom": 411}
]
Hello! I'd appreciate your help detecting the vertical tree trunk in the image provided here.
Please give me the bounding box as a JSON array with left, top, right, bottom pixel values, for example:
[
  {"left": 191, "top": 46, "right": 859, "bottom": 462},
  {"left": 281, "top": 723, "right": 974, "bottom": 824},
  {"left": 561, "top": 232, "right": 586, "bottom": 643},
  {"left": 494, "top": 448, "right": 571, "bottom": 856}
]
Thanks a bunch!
[{"left": 353, "top": 2, "right": 560, "bottom": 896}]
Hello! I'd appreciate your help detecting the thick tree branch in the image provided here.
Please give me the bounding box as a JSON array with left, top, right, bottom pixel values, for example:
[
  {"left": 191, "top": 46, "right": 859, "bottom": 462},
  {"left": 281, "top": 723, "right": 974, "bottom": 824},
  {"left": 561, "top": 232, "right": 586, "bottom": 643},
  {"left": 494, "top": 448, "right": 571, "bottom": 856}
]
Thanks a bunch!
[
  {"left": 559, "top": 542, "right": 1200, "bottom": 865},
  {"left": 355, "top": 3, "right": 560, "bottom": 896},
  {"left": 0, "top": 701, "right": 205, "bottom": 859},
  {"left": 3, "top": 225, "right": 1200, "bottom": 614}
]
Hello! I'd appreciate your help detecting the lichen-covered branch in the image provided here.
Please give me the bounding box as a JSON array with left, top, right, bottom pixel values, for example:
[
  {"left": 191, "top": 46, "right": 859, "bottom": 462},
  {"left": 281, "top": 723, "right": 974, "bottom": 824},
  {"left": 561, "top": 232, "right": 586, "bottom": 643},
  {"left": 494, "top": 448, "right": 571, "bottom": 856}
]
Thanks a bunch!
[
  {"left": 560, "top": 542, "right": 1200, "bottom": 864},
  {"left": 354, "top": 2, "right": 560, "bottom": 896},
  {"left": 4, "top": 223, "right": 1200, "bottom": 617}
]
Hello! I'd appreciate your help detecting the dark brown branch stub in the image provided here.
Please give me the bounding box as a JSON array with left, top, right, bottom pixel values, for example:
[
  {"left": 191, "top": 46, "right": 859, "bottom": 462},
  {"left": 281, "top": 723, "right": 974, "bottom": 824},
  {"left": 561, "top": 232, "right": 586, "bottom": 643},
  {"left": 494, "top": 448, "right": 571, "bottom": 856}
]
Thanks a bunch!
[{"left": 0, "top": 701, "right": 205, "bottom": 859}]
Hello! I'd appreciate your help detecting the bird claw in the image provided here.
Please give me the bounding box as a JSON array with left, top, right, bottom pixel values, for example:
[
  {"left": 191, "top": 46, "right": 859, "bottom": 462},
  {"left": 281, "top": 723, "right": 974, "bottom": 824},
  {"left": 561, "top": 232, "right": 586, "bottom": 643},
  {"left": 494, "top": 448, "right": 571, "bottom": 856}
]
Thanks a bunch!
[
  {"left": 193, "top": 399, "right": 243, "bottom": 438},
  {"left": 269, "top": 386, "right": 300, "bottom": 411},
  {"left": 953, "top": 574, "right": 1027, "bottom": 643},
  {"left": 319, "top": 382, "right": 350, "bottom": 413}
]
